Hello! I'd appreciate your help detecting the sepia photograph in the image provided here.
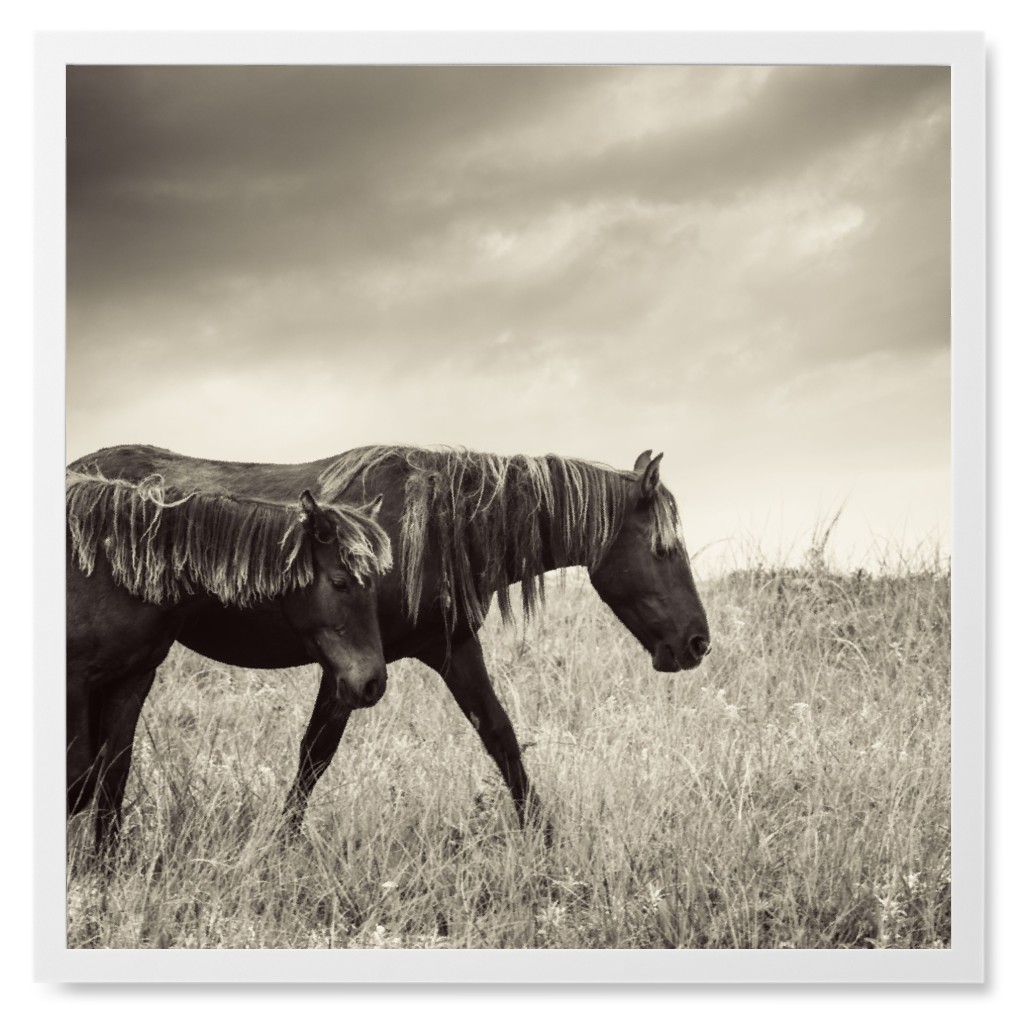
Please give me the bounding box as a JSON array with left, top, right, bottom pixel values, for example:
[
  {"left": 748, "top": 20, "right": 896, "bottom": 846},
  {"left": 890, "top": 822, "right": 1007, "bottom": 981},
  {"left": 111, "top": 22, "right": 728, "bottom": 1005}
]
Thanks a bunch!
[{"left": 47, "top": 36, "right": 984, "bottom": 979}]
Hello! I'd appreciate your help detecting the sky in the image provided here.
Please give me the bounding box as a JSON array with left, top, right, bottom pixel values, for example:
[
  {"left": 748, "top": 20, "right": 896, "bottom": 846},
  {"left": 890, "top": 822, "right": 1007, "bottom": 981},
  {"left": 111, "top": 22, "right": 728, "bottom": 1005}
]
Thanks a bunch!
[{"left": 66, "top": 64, "right": 951, "bottom": 572}]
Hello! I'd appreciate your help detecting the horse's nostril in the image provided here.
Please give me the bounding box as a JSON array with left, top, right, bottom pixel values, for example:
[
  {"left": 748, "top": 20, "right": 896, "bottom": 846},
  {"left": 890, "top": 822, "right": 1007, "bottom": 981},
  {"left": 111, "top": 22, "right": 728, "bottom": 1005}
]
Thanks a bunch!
[
  {"left": 363, "top": 674, "right": 387, "bottom": 706},
  {"left": 689, "top": 635, "right": 710, "bottom": 659}
]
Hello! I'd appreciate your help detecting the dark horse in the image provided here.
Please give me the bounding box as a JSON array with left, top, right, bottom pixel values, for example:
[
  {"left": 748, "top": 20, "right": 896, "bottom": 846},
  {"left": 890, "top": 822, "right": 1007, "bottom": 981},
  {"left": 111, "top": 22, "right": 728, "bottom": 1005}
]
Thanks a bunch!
[
  {"left": 66, "top": 469, "right": 392, "bottom": 849},
  {"left": 70, "top": 445, "right": 710, "bottom": 837}
]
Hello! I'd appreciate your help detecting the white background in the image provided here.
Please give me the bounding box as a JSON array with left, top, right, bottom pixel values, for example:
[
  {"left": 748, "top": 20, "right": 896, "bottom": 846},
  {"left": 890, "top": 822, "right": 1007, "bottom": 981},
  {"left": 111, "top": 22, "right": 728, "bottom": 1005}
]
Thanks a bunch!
[{"left": 5, "top": 2, "right": 1016, "bottom": 1019}]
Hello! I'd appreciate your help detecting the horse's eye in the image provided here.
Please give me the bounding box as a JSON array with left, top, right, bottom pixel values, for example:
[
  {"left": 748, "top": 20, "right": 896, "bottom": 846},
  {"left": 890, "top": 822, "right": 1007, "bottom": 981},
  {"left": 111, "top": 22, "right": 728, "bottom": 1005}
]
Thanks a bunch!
[{"left": 331, "top": 577, "right": 351, "bottom": 593}]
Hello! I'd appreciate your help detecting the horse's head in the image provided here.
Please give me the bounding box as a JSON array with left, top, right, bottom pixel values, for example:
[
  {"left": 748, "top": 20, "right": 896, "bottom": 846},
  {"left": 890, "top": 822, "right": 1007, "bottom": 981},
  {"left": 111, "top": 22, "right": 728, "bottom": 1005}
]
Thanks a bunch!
[
  {"left": 280, "top": 491, "right": 389, "bottom": 709},
  {"left": 589, "top": 451, "right": 710, "bottom": 672}
]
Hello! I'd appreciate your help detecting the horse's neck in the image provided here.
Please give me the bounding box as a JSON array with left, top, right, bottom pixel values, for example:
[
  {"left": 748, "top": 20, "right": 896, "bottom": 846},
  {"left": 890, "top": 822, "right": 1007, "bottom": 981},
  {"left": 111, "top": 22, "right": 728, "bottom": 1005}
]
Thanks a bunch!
[
  {"left": 508, "top": 492, "right": 611, "bottom": 581},
  {"left": 536, "top": 519, "right": 584, "bottom": 575}
]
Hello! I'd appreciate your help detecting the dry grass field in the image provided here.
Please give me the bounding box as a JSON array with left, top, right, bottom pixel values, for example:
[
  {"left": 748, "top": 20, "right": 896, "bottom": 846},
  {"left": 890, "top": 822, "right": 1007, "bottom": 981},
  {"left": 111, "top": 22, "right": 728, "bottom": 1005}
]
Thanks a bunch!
[{"left": 67, "top": 551, "right": 951, "bottom": 950}]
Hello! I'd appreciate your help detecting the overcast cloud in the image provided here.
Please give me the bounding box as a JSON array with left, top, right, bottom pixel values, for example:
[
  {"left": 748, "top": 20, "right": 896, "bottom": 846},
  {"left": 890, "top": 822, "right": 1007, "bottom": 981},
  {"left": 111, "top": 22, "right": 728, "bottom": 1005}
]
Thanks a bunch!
[{"left": 66, "top": 65, "right": 951, "bottom": 570}]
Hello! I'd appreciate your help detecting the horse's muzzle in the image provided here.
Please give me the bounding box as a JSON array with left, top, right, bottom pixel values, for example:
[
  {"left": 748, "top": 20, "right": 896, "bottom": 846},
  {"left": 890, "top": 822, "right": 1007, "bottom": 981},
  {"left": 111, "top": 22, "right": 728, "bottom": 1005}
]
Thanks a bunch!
[
  {"left": 653, "top": 634, "right": 710, "bottom": 672},
  {"left": 338, "top": 670, "right": 388, "bottom": 709}
]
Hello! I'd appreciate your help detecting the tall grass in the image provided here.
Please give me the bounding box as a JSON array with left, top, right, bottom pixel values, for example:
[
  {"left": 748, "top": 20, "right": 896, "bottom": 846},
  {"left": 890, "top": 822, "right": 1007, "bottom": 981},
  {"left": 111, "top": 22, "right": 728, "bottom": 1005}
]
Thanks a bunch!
[{"left": 67, "top": 551, "right": 950, "bottom": 949}]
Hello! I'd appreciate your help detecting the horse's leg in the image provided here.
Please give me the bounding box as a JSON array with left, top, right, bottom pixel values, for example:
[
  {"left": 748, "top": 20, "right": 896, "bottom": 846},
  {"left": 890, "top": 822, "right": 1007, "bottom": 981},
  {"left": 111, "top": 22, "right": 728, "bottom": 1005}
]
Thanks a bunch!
[
  {"left": 66, "top": 684, "right": 98, "bottom": 818},
  {"left": 419, "top": 637, "right": 548, "bottom": 840},
  {"left": 282, "top": 669, "right": 352, "bottom": 834},
  {"left": 92, "top": 669, "right": 156, "bottom": 853}
]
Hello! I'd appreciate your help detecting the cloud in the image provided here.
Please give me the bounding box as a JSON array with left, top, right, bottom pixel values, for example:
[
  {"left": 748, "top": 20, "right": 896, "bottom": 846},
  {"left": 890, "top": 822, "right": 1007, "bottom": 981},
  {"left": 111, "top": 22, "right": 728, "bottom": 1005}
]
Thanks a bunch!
[
  {"left": 65, "top": 64, "right": 951, "bottom": 565},
  {"left": 67, "top": 65, "right": 948, "bottom": 297}
]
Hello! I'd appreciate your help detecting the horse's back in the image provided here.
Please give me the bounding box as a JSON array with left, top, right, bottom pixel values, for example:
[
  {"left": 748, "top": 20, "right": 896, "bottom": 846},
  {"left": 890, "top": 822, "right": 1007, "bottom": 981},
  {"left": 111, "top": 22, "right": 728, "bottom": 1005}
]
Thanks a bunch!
[
  {"left": 69, "top": 444, "right": 339, "bottom": 503},
  {"left": 69, "top": 444, "right": 171, "bottom": 479}
]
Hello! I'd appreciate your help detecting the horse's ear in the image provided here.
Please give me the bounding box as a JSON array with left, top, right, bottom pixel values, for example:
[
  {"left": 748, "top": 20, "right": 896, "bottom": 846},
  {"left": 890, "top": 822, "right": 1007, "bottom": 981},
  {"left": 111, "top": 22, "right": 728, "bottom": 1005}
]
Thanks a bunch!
[
  {"left": 299, "top": 490, "right": 333, "bottom": 543},
  {"left": 366, "top": 493, "right": 385, "bottom": 519},
  {"left": 633, "top": 450, "right": 654, "bottom": 474},
  {"left": 299, "top": 489, "right": 320, "bottom": 521},
  {"left": 638, "top": 452, "right": 663, "bottom": 500}
]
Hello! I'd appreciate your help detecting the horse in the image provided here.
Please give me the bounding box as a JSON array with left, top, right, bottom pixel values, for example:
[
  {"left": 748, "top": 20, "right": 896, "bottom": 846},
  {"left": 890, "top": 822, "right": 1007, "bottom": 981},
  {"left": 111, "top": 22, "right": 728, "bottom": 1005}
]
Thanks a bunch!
[
  {"left": 66, "top": 469, "right": 392, "bottom": 851},
  {"left": 69, "top": 444, "right": 711, "bottom": 838}
]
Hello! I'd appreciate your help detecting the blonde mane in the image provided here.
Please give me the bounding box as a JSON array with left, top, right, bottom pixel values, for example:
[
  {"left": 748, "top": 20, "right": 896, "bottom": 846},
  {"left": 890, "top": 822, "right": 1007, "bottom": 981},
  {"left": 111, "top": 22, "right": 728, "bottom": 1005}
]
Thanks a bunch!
[
  {"left": 67, "top": 470, "right": 392, "bottom": 607},
  {"left": 317, "top": 446, "right": 683, "bottom": 630}
]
